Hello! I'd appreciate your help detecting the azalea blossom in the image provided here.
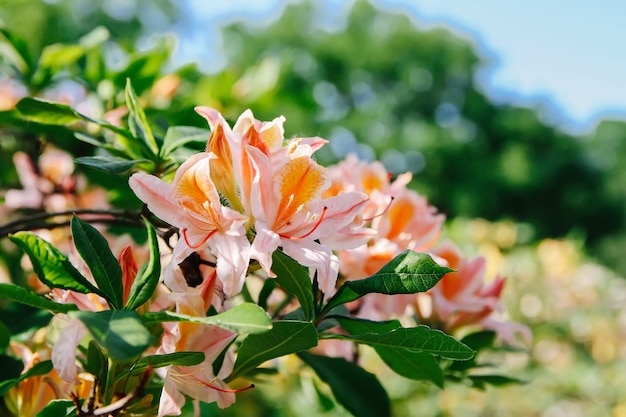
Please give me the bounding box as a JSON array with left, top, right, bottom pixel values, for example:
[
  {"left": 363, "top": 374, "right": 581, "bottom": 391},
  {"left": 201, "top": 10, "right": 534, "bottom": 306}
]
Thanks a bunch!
[
  {"left": 156, "top": 290, "right": 238, "bottom": 416},
  {"left": 131, "top": 108, "right": 369, "bottom": 299},
  {"left": 426, "top": 242, "right": 532, "bottom": 344}
]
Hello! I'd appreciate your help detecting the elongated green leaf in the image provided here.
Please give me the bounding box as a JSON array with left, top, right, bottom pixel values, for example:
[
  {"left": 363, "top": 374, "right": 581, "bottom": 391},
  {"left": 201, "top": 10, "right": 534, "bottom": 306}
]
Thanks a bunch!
[
  {"left": 71, "top": 310, "right": 154, "bottom": 362},
  {"left": 71, "top": 216, "right": 123, "bottom": 310},
  {"left": 161, "top": 126, "right": 211, "bottom": 157},
  {"left": 15, "top": 97, "right": 133, "bottom": 138},
  {"left": 468, "top": 374, "right": 526, "bottom": 389},
  {"left": 328, "top": 325, "right": 474, "bottom": 360},
  {"left": 38, "top": 43, "right": 85, "bottom": 71},
  {"left": 0, "top": 283, "right": 78, "bottom": 313},
  {"left": 0, "top": 28, "right": 32, "bottom": 74},
  {"left": 0, "top": 320, "right": 8, "bottom": 352},
  {"left": 324, "top": 251, "right": 452, "bottom": 312},
  {"left": 74, "top": 156, "right": 148, "bottom": 174},
  {"left": 448, "top": 330, "right": 497, "bottom": 372},
  {"left": 142, "top": 303, "right": 272, "bottom": 335},
  {"left": 336, "top": 317, "right": 443, "bottom": 386},
  {"left": 231, "top": 321, "right": 318, "bottom": 379},
  {"left": 125, "top": 219, "right": 161, "bottom": 311},
  {"left": 35, "top": 400, "right": 77, "bottom": 417},
  {"left": 0, "top": 360, "right": 53, "bottom": 396},
  {"left": 16, "top": 97, "right": 85, "bottom": 125},
  {"left": 129, "top": 352, "right": 205, "bottom": 375},
  {"left": 125, "top": 79, "right": 158, "bottom": 156},
  {"left": 299, "top": 352, "right": 391, "bottom": 417},
  {"left": 9, "top": 232, "right": 100, "bottom": 295},
  {"left": 272, "top": 250, "right": 314, "bottom": 321}
]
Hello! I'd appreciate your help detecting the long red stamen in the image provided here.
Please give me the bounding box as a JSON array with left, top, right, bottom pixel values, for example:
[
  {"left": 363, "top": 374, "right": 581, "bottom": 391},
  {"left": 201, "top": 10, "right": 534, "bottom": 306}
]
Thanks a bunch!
[
  {"left": 191, "top": 374, "right": 255, "bottom": 393},
  {"left": 363, "top": 196, "right": 395, "bottom": 221},
  {"left": 182, "top": 228, "right": 216, "bottom": 249},
  {"left": 281, "top": 206, "right": 328, "bottom": 240}
]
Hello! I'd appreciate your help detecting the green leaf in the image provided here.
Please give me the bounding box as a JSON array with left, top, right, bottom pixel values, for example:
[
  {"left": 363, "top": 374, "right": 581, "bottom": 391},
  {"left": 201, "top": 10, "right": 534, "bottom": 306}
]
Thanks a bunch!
[
  {"left": 15, "top": 97, "right": 133, "bottom": 138},
  {"left": 0, "top": 283, "right": 78, "bottom": 313},
  {"left": 35, "top": 400, "right": 77, "bottom": 417},
  {"left": 161, "top": 126, "right": 211, "bottom": 158},
  {"left": 71, "top": 310, "right": 154, "bottom": 362},
  {"left": 468, "top": 374, "right": 526, "bottom": 389},
  {"left": 448, "top": 331, "right": 497, "bottom": 372},
  {"left": 16, "top": 97, "right": 85, "bottom": 125},
  {"left": 125, "top": 78, "right": 158, "bottom": 156},
  {"left": 38, "top": 43, "right": 85, "bottom": 71},
  {"left": 71, "top": 215, "right": 123, "bottom": 310},
  {"left": 299, "top": 352, "right": 391, "bottom": 417},
  {"left": 125, "top": 219, "right": 161, "bottom": 311},
  {"left": 271, "top": 250, "right": 314, "bottom": 321},
  {"left": 0, "top": 360, "right": 53, "bottom": 396},
  {"left": 0, "top": 28, "right": 32, "bottom": 74},
  {"left": 0, "top": 320, "right": 8, "bottom": 352},
  {"left": 142, "top": 303, "right": 272, "bottom": 335},
  {"left": 336, "top": 317, "right": 443, "bottom": 387},
  {"left": 128, "top": 352, "right": 205, "bottom": 375},
  {"left": 9, "top": 232, "right": 100, "bottom": 295},
  {"left": 231, "top": 321, "right": 318, "bottom": 379},
  {"left": 324, "top": 251, "right": 452, "bottom": 312},
  {"left": 328, "top": 325, "right": 474, "bottom": 361},
  {"left": 74, "top": 156, "right": 148, "bottom": 174}
]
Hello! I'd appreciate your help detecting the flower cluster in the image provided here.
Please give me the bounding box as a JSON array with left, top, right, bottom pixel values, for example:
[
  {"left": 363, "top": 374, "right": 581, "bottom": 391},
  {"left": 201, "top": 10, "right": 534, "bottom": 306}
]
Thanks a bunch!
[{"left": 130, "top": 107, "right": 370, "bottom": 300}]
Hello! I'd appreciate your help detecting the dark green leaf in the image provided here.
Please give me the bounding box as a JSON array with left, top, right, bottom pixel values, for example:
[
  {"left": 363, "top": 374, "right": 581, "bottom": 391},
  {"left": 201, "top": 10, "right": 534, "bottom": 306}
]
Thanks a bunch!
[
  {"left": 468, "top": 374, "right": 526, "bottom": 388},
  {"left": 0, "top": 28, "right": 32, "bottom": 73},
  {"left": 0, "top": 320, "right": 8, "bottom": 352},
  {"left": 74, "top": 156, "right": 148, "bottom": 174},
  {"left": 336, "top": 317, "right": 443, "bottom": 387},
  {"left": 0, "top": 283, "right": 79, "bottom": 313},
  {"left": 142, "top": 303, "right": 272, "bottom": 334},
  {"left": 71, "top": 310, "right": 154, "bottom": 362},
  {"left": 71, "top": 215, "right": 123, "bottom": 310},
  {"left": 231, "top": 321, "right": 318, "bottom": 379},
  {"left": 0, "top": 359, "right": 52, "bottom": 396},
  {"left": 125, "top": 79, "right": 158, "bottom": 156},
  {"left": 272, "top": 250, "right": 314, "bottom": 321},
  {"left": 161, "top": 126, "right": 211, "bottom": 157},
  {"left": 15, "top": 97, "right": 133, "bottom": 138},
  {"left": 299, "top": 352, "right": 391, "bottom": 417},
  {"left": 324, "top": 251, "right": 452, "bottom": 312},
  {"left": 16, "top": 97, "right": 85, "bottom": 125},
  {"left": 0, "top": 354, "right": 23, "bottom": 395},
  {"left": 84, "top": 340, "right": 106, "bottom": 377},
  {"left": 328, "top": 325, "right": 474, "bottom": 360},
  {"left": 35, "top": 400, "right": 77, "bottom": 417},
  {"left": 129, "top": 352, "right": 205, "bottom": 375},
  {"left": 125, "top": 219, "right": 161, "bottom": 310},
  {"left": 9, "top": 232, "right": 100, "bottom": 295},
  {"left": 448, "top": 331, "right": 496, "bottom": 372}
]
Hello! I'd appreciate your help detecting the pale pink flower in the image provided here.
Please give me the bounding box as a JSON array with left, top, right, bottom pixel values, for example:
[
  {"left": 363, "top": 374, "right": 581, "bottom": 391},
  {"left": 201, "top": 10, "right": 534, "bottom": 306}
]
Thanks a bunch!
[
  {"left": 129, "top": 153, "right": 251, "bottom": 297},
  {"left": 193, "top": 107, "right": 369, "bottom": 299},
  {"left": 156, "top": 291, "right": 238, "bottom": 416},
  {"left": 427, "top": 242, "right": 532, "bottom": 345}
]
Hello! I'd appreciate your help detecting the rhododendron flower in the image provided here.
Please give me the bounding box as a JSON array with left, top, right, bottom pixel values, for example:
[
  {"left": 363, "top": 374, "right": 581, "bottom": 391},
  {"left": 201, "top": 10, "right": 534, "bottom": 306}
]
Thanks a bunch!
[
  {"left": 130, "top": 153, "right": 251, "bottom": 296},
  {"left": 327, "top": 154, "right": 445, "bottom": 282},
  {"left": 157, "top": 291, "right": 238, "bottom": 416},
  {"left": 131, "top": 108, "right": 368, "bottom": 299},
  {"left": 5, "top": 342, "right": 93, "bottom": 416},
  {"left": 427, "top": 242, "right": 531, "bottom": 344}
]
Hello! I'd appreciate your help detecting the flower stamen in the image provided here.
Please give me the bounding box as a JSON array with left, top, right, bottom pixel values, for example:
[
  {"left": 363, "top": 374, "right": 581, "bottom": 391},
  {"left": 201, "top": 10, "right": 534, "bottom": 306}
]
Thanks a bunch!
[
  {"left": 190, "top": 374, "right": 255, "bottom": 393},
  {"left": 363, "top": 196, "right": 395, "bottom": 221},
  {"left": 281, "top": 206, "right": 328, "bottom": 240},
  {"left": 182, "top": 228, "right": 216, "bottom": 249}
]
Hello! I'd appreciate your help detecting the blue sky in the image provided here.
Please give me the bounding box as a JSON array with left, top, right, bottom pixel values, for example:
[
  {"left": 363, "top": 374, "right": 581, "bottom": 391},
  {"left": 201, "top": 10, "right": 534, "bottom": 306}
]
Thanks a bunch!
[{"left": 178, "top": 0, "right": 626, "bottom": 134}]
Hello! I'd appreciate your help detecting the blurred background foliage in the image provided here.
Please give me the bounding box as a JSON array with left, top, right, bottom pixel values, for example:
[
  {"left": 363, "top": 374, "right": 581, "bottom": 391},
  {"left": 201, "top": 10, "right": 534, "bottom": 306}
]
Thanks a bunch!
[{"left": 1, "top": 0, "right": 626, "bottom": 415}]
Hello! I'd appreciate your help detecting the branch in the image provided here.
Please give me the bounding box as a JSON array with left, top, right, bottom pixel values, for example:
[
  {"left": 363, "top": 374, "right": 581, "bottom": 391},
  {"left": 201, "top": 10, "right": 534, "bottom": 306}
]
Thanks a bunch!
[{"left": 0, "top": 209, "right": 144, "bottom": 238}]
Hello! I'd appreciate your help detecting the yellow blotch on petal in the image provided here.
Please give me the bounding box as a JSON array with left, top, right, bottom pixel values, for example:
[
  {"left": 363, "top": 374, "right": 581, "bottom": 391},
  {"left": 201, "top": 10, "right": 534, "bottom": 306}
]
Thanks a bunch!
[
  {"left": 207, "top": 124, "right": 242, "bottom": 212},
  {"left": 385, "top": 197, "right": 414, "bottom": 240},
  {"left": 275, "top": 157, "right": 328, "bottom": 228}
]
